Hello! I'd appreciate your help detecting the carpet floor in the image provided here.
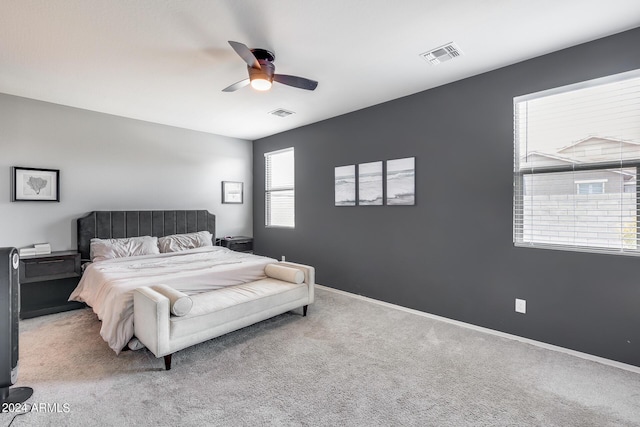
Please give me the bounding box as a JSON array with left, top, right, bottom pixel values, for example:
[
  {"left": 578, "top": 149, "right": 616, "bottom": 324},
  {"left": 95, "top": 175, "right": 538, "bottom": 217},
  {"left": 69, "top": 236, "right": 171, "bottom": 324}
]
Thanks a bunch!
[{"left": 2, "top": 287, "right": 639, "bottom": 426}]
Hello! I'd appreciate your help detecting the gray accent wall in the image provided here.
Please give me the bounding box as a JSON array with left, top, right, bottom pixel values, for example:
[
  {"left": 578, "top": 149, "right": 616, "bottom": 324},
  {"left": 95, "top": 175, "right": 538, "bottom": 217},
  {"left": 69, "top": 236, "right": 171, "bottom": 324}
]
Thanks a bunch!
[
  {"left": 0, "top": 94, "right": 252, "bottom": 251},
  {"left": 254, "top": 27, "right": 640, "bottom": 367}
]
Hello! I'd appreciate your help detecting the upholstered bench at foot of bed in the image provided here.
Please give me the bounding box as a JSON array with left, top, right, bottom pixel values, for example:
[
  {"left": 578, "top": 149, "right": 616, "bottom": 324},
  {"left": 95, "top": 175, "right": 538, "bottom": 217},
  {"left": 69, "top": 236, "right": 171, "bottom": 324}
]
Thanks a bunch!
[{"left": 133, "top": 262, "right": 314, "bottom": 370}]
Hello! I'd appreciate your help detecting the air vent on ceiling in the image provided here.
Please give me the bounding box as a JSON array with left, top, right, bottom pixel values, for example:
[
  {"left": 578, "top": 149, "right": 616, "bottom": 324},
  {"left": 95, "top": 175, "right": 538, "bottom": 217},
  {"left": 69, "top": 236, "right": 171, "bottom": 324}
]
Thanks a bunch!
[
  {"left": 420, "top": 42, "right": 463, "bottom": 65},
  {"left": 270, "top": 108, "right": 295, "bottom": 118}
]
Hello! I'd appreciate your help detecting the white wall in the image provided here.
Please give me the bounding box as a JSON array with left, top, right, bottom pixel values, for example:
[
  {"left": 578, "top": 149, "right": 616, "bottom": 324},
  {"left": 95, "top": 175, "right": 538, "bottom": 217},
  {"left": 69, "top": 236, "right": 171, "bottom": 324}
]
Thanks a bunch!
[
  {"left": 523, "top": 193, "right": 636, "bottom": 248},
  {"left": 0, "top": 93, "right": 253, "bottom": 251}
]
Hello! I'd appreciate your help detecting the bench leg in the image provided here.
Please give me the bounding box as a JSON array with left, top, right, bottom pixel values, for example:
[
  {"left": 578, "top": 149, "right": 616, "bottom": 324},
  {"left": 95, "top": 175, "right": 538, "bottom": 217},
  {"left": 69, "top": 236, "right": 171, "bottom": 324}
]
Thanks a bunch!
[
  {"left": 303, "top": 305, "right": 308, "bottom": 317},
  {"left": 164, "top": 354, "right": 172, "bottom": 370}
]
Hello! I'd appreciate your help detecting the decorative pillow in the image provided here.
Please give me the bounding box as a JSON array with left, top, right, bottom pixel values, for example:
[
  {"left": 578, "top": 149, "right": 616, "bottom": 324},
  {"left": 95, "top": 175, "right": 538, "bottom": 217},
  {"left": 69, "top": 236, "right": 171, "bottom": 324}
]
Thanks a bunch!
[
  {"left": 265, "top": 263, "right": 305, "bottom": 284},
  {"left": 90, "top": 236, "right": 159, "bottom": 262},
  {"left": 151, "top": 284, "right": 193, "bottom": 317},
  {"left": 158, "top": 231, "right": 213, "bottom": 253}
]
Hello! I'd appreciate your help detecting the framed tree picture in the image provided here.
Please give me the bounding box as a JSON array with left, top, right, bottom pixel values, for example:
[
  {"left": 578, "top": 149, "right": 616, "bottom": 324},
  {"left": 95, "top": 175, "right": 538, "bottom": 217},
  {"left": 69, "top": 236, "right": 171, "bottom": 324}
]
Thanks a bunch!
[
  {"left": 222, "top": 181, "right": 243, "bottom": 204},
  {"left": 11, "top": 166, "right": 60, "bottom": 202}
]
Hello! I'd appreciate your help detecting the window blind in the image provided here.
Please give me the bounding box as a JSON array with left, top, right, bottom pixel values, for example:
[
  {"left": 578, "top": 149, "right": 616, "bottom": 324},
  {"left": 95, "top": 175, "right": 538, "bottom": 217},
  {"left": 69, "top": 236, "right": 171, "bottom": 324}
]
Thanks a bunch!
[
  {"left": 514, "top": 69, "right": 640, "bottom": 255},
  {"left": 265, "top": 147, "right": 295, "bottom": 228}
]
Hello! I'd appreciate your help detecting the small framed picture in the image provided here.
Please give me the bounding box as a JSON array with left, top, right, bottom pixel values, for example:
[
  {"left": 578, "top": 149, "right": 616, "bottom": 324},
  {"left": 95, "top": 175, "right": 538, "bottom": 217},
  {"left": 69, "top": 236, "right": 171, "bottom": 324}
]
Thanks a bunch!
[
  {"left": 335, "top": 165, "right": 356, "bottom": 206},
  {"left": 386, "top": 157, "right": 415, "bottom": 205},
  {"left": 358, "top": 161, "right": 383, "bottom": 206},
  {"left": 222, "top": 181, "right": 243, "bottom": 204},
  {"left": 11, "top": 166, "right": 60, "bottom": 202}
]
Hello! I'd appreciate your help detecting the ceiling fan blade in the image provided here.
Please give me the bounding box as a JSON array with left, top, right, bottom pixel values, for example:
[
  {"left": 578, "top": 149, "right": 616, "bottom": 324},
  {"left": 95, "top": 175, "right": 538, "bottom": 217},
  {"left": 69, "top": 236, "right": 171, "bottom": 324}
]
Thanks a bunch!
[
  {"left": 228, "top": 41, "right": 260, "bottom": 69},
  {"left": 273, "top": 74, "right": 318, "bottom": 91},
  {"left": 222, "top": 78, "right": 250, "bottom": 92}
]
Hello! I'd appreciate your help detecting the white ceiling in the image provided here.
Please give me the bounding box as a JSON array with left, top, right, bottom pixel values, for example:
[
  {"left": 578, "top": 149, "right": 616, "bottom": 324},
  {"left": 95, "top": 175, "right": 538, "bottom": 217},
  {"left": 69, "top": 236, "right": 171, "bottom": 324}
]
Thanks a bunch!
[{"left": 1, "top": 1, "right": 640, "bottom": 141}]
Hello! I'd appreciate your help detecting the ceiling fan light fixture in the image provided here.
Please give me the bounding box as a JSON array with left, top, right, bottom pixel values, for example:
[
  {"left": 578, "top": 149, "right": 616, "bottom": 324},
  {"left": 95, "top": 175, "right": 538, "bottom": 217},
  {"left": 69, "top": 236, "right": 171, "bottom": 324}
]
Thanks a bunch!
[
  {"left": 248, "top": 61, "right": 275, "bottom": 91},
  {"left": 224, "top": 41, "right": 317, "bottom": 92},
  {"left": 250, "top": 77, "right": 272, "bottom": 91}
]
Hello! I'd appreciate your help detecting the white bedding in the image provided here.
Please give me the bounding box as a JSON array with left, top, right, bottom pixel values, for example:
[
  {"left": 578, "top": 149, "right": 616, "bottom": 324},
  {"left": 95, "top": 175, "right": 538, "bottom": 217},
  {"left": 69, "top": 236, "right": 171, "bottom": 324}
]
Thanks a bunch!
[{"left": 69, "top": 246, "right": 276, "bottom": 353}]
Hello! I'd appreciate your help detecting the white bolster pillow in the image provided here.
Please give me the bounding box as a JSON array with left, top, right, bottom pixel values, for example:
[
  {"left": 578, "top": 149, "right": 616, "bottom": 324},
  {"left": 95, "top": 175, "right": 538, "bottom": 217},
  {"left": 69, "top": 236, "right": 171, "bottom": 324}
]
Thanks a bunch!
[
  {"left": 151, "top": 284, "right": 193, "bottom": 317},
  {"left": 265, "top": 263, "right": 304, "bottom": 284}
]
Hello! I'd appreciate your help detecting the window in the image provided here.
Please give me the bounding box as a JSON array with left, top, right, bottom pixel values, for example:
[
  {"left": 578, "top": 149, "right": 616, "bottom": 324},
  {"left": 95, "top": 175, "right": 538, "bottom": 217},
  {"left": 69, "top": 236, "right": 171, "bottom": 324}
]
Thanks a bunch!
[
  {"left": 265, "top": 147, "right": 295, "bottom": 228},
  {"left": 514, "top": 70, "right": 640, "bottom": 255},
  {"left": 575, "top": 180, "right": 605, "bottom": 195}
]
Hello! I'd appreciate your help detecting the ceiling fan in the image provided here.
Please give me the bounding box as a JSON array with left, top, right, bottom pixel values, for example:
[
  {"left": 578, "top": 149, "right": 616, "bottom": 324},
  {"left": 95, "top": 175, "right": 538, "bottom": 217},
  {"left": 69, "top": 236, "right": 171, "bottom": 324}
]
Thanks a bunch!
[{"left": 222, "top": 41, "right": 318, "bottom": 92}]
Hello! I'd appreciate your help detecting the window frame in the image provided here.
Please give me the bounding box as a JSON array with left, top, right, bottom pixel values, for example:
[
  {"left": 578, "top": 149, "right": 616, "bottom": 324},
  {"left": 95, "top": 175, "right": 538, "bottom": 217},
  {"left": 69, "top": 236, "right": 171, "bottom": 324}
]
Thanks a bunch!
[
  {"left": 264, "top": 147, "right": 295, "bottom": 229},
  {"left": 513, "top": 69, "right": 640, "bottom": 256},
  {"left": 575, "top": 180, "right": 606, "bottom": 195}
]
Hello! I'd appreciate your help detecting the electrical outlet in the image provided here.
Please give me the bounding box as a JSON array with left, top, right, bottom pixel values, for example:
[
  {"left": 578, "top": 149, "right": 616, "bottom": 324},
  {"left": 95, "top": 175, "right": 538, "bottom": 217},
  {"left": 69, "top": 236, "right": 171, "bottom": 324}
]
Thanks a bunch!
[{"left": 515, "top": 298, "right": 526, "bottom": 314}]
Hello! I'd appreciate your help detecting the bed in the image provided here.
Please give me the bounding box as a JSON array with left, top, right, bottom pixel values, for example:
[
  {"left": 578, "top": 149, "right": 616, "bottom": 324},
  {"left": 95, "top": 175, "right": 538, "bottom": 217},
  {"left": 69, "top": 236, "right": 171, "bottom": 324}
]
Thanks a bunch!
[{"left": 70, "top": 210, "right": 279, "bottom": 354}]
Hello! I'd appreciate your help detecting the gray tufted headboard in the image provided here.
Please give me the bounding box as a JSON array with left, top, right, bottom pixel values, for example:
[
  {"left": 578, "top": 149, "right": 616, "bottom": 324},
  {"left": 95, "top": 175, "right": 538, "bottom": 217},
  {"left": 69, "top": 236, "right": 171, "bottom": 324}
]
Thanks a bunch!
[{"left": 77, "top": 210, "right": 216, "bottom": 261}]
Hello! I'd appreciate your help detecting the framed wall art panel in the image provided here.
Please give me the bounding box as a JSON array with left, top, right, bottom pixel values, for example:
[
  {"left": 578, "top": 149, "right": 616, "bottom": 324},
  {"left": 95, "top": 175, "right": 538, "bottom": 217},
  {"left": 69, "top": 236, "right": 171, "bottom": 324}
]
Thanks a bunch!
[
  {"left": 11, "top": 166, "right": 60, "bottom": 202},
  {"left": 386, "top": 157, "right": 415, "bottom": 205},
  {"left": 335, "top": 165, "right": 356, "bottom": 206},
  {"left": 222, "top": 181, "right": 243, "bottom": 204}
]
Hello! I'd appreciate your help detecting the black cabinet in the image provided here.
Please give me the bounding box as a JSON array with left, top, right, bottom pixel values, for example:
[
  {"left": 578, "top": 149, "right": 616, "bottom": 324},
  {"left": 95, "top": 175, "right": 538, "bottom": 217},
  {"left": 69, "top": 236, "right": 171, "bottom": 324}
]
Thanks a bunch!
[
  {"left": 220, "top": 236, "right": 253, "bottom": 253},
  {"left": 19, "top": 251, "right": 84, "bottom": 319}
]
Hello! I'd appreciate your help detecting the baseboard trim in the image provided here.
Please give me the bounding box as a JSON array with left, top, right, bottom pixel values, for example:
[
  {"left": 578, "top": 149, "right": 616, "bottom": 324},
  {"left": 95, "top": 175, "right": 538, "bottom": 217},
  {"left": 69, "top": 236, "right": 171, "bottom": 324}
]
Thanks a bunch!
[{"left": 316, "top": 284, "right": 640, "bottom": 375}]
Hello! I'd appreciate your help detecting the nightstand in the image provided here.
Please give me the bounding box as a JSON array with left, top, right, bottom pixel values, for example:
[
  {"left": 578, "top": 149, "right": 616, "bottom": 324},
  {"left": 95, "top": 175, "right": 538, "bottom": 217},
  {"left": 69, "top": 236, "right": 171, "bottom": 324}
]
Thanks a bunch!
[
  {"left": 220, "top": 236, "right": 253, "bottom": 253},
  {"left": 19, "top": 250, "right": 84, "bottom": 319}
]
